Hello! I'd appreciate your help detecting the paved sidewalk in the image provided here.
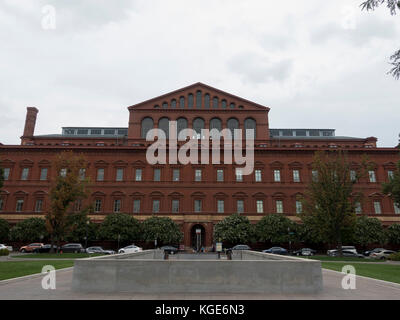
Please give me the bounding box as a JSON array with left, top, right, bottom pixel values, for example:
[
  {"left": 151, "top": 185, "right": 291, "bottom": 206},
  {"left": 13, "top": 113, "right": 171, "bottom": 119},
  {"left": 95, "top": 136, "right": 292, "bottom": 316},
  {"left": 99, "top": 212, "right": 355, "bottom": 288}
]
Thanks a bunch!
[{"left": 0, "top": 268, "right": 399, "bottom": 300}]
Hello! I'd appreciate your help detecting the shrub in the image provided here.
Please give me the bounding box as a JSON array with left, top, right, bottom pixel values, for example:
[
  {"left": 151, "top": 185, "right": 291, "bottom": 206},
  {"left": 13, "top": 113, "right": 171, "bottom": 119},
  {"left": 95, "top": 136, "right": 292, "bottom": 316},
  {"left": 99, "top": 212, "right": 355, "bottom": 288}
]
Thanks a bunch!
[
  {"left": 389, "top": 252, "right": 400, "bottom": 261},
  {"left": 0, "top": 249, "right": 9, "bottom": 256}
]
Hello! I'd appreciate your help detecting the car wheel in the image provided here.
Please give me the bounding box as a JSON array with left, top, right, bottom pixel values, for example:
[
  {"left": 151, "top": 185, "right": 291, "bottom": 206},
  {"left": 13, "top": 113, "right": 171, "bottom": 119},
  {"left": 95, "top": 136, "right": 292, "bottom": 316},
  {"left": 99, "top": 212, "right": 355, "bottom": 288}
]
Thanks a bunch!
[{"left": 21, "top": 249, "right": 26, "bottom": 253}]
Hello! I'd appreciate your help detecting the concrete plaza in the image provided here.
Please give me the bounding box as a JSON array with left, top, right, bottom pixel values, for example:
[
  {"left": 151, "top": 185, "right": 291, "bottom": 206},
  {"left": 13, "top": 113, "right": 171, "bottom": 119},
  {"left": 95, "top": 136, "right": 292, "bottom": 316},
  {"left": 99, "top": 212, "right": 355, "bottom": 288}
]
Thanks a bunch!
[{"left": 0, "top": 267, "right": 399, "bottom": 300}]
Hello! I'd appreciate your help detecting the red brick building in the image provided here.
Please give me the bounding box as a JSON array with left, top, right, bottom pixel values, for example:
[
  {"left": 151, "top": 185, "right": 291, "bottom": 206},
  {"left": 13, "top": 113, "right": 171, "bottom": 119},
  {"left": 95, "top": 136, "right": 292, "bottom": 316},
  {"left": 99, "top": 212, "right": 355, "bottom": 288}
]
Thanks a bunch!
[{"left": 1, "top": 83, "right": 399, "bottom": 249}]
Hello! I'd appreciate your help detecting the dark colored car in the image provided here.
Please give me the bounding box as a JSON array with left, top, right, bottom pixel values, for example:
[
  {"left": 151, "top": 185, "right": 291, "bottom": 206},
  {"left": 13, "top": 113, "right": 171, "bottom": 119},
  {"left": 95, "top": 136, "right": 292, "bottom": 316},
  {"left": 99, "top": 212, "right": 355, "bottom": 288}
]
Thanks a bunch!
[
  {"left": 86, "top": 246, "right": 115, "bottom": 255},
  {"left": 161, "top": 246, "right": 179, "bottom": 254},
  {"left": 61, "top": 243, "right": 84, "bottom": 253},
  {"left": 263, "top": 247, "right": 288, "bottom": 255},
  {"left": 292, "top": 248, "right": 316, "bottom": 256},
  {"left": 33, "top": 244, "right": 59, "bottom": 253}
]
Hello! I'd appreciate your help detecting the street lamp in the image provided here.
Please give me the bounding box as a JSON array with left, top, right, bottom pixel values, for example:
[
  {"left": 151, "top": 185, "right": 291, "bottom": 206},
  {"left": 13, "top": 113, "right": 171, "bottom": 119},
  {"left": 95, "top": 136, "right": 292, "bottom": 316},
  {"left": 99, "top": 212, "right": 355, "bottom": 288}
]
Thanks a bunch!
[{"left": 84, "top": 220, "right": 90, "bottom": 249}]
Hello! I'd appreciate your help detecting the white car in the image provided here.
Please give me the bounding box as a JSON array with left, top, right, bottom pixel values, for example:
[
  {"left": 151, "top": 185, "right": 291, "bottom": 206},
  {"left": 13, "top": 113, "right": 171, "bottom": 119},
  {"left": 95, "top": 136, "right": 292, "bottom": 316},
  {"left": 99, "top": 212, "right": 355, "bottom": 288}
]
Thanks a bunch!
[
  {"left": 118, "top": 245, "right": 143, "bottom": 254},
  {"left": 327, "top": 246, "right": 357, "bottom": 256},
  {"left": 0, "top": 244, "right": 13, "bottom": 252}
]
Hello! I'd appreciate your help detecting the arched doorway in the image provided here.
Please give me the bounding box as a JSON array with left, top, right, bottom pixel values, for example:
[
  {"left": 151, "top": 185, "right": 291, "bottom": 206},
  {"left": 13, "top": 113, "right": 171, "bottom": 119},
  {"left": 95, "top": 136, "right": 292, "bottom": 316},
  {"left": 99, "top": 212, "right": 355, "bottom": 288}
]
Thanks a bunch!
[{"left": 190, "top": 224, "right": 205, "bottom": 252}]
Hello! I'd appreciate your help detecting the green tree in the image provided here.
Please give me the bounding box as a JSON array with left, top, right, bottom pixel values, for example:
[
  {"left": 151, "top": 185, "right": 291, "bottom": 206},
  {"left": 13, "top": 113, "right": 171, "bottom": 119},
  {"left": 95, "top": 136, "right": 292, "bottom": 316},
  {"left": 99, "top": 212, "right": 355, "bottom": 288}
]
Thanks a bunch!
[
  {"left": 46, "top": 151, "right": 89, "bottom": 252},
  {"left": 255, "top": 214, "right": 294, "bottom": 244},
  {"left": 382, "top": 161, "right": 400, "bottom": 210},
  {"left": 65, "top": 212, "right": 99, "bottom": 243},
  {"left": 98, "top": 213, "right": 141, "bottom": 242},
  {"left": 300, "top": 151, "right": 365, "bottom": 256},
  {"left": 386, "top": 223, "right": 400, "bottom": 245},
  {"left": 10, "top": 218, "right": 48, "bottom": 242},
  {"left": 213, "top": 214, "right": 255, "bottom": 244},
  {"left": 354, "top": 216, "right": 386, "bottom": 248},
  {"left": 141, "top": 216, "right": 183, "bottom": 245},
  {"left": 0, "top": 218, "right": 10, "bottom": 242},
  {"left": 361, "top": 0, "right": 400, "bottom": 79}
]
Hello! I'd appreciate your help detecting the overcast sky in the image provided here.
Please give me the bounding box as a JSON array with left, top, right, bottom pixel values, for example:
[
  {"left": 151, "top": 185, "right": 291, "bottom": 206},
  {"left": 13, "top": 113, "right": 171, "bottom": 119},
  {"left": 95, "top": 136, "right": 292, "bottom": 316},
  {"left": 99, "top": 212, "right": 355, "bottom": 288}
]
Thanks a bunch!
[{"left": 0, "top": 0, "right": 399, "bottom": 146}]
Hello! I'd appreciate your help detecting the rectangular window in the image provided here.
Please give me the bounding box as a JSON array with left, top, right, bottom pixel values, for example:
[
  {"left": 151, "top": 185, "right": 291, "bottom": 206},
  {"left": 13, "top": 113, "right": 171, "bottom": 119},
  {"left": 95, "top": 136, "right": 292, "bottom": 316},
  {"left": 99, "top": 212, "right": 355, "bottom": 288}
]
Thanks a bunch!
[
  {"left": 116, "top": 168, "right": 124, "bottom": 182},
  {"left": 276, "top": 200, "right": 283, "bottom": 214},
  {"left": 79, "top": 168, "right": 86, "bottom": 181},
  {"left": 94, "top": 199, "right": 102, "bottom": 213},
  {"left": 0, "top": 199, "right": 3, "bottom": 211},
  {"left": 74, "top": 199, "right": 82, "bottom": 212},
  {"left": 97, "top": 168, "right": 104, "bottom": 181},
  {"left": 236, "top": 168, "right": 243, "bottom": 182},
  {"left": 237, "top": 200, "right": 244, "bottom": 214},
  {"left": 217, "top": 200, "right": 225, "bottom": 213},
  {"left": 39, "top": 168, "right": 48, "bottom": 181},
  {"left": 394, "top": 202, "right": 400, "bottom": 214},
  {"left": 296, "top": 200, "right": 302, "bottom": 214},
  {"left": 173, "top": 169, "right": 180, "bottom": 181},
  {"left": 172, "top": 199, "right": 180, "bottom": 213},
  {"left": 21, "top": 168, "right": 29, "bottom": 180},
  {"left": 16, "top": 199, "right": 24, "bottom": 212},
  {"left": 256, "top": 200, "right": 264, "bottom": 213},
  {"left": 194, "top": 200, "right": 202, "bottom": 213},
  {"left": 274, "top": 170, "right": 281, "bottom": 182},
  {"left": 255, "top": 170, "right": 262, "bottom": 182},
  {"left": 60, "top": 168, "right": 67, "bottom": 177},
  {"left": 154, "top": 168, "right": 161, "bottom": 182},
  {"left": 374, "top": 201, "right": 382, "bottom": 214},
  {"left": 369, "top": 170, "right": 377, "bottom": 183},
  {"left": 152, "top": 200, "right": 160, "bottom": 213},
  {"left": 293, "top": 170, "right": 300, "bottom": 183},
  {"left": 388, "top": 170, "right": 394, "bottom": 180},
  {"left": 114, "top": 199, "right": 121, "bottom": 213},
  {"left": 3, "top": 168, "right": 10, "bottom": 180},
  {"left": 350, "top": 170, "right": 357, "bottom": 182},
  {"left": 355, "top": 202, "right": 362, "bottom": 214},
  {"left": 217, "top": 169, "right": 224, "bottom": 182},
  {"left": 135, "top": 169, "right": 142, "bottom": 181},
  {"left": 133, "top": 199, "right": 141, "bottom": 213},
  {"left": 195, "top": 169, "right": 202, "bottom": 182},
  {"left": 312, "top": 170, "right": 318, "bottom": 182},
  {"left": 35, "top": 199, "right": 43, "bottom": 213}
]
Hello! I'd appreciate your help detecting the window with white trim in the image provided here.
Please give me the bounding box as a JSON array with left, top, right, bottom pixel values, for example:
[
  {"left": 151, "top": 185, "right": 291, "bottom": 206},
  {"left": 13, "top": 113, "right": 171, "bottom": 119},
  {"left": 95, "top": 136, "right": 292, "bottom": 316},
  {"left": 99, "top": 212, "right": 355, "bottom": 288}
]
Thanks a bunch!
[
  {"left": 296, "top": 200, "right": 302, "bottom": 214},
  {"left": 274, "top": 170, "right": 281, "bottom": 182},
  {"left": 256, "top": 200, "right": 264, "bottom": 213},
  {"left": 255, "top": 170, "right": 262, "bottom": 182},
  {"left": 369, "top": 170, "right": 377, "bottom": 183},
  {"left": 293, "top": 170, "right": 300, "bottom": 183},
  {"left": 373, "top": 201, "right": 381, "bottom": 214},
  {"left": 276, "top": 200, "right": 283, "bottom": 214}
]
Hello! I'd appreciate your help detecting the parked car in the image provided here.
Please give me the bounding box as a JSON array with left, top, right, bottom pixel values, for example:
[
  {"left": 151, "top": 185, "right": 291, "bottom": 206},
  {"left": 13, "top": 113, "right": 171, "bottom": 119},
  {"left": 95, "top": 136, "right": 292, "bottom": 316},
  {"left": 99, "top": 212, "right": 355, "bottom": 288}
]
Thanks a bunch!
[
  {"left": 160, "top": 246, "right": 178, "bottom": 254},
  {"left": 293, "top": 248, "right": 316, "bottom": 256},
  {"left": 364, "top": 248, "right": 386, "bottom": 256},
  {"left": 327, "top": 246, "right": 357, "bottom": 256},
  {"left": 33, "top": 244, "right": 59, "bottom": 253},
  {"left": 328, "top": 250, "right": 364, "bottom": 258},
  {"left": 231, "top": 244, "right": 251, "bottom": 251},
  {"left": 60, "top": 243, "right": 85, "bottom": 253},
  {"left": 263, "top": 247, "right": 288, "bottom": 255},
  {"left": 370, "top": 250, "right": 396, "bottom": 260},
  {"left": 19, "top": 243, "right": 44, "bottom": 253},
  {"left": 0, "top": 244, "right": 13, "bottom": 252},
  {"left": 118, "top": 244, "right": 143, "bottom": 254},
  {"left": 86, "top": 246, "right": 115, "bottom": 255}
]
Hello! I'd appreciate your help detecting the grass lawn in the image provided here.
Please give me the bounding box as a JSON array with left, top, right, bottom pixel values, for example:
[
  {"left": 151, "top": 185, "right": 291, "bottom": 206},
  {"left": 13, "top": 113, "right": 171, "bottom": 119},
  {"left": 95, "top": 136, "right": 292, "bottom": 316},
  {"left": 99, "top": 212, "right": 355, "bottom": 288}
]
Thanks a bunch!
[
  {"left": 11, "top": 253, "right": 104, "bottom": 259},
  {"left": 322, "top": 262, "right": 400, "bottom": 284},
  {"left": 302, "top": 255, "right": 385, "bottom": 263},
  {"left": 0, "top": 260, "right": 74, "bottom": 281}
]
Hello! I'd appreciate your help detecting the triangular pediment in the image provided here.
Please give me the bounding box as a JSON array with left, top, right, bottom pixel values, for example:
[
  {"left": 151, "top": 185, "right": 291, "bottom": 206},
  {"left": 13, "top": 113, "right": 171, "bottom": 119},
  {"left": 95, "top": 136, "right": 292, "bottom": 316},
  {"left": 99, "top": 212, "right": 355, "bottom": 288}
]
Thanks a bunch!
[{"left": 128, "top": 82, "right": 269, "bottom": 111}]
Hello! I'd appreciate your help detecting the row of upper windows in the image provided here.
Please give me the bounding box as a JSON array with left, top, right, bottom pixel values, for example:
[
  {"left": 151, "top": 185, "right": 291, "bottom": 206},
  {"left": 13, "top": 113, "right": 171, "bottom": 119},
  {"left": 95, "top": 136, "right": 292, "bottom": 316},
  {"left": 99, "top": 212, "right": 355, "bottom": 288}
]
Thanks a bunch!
[
  {"left": 2, "top": 197, "right": 398, "bottom": 215},
  {"left": 2, "top": 167, "right": 395, "bottom": 183},
  {"left": 141, "top": 116, "right": 257, "bottom": 139},
  {"left": 153, "top": 92, "right": 245, "bottom": 110}
]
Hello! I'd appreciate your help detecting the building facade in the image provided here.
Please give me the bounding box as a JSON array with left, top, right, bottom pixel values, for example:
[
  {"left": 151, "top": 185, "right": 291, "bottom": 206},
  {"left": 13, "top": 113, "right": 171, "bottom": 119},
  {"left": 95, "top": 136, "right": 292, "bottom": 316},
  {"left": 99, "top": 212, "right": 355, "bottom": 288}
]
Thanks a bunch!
[{"left": 1, "top": 83, "right": 399, "bottom": 249}]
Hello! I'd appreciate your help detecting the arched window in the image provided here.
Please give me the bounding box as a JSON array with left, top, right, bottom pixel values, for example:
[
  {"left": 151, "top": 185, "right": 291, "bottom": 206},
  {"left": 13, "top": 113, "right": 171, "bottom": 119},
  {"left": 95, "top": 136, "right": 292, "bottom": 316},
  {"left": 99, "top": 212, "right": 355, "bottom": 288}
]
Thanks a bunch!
[
  {"left": 162, "top": 102, "right": 168, "bottom": 109},
  {"left": 230, "top": 103, "right": 235, "bottom": 109},
  {"left": 196, "top": 90, "right": 202, "bottom": 108},
  {"left": 227, "top": 118, "right": 239, "bottom": 137},
  {"left": 204, "top": 94, "right": 210, "bottom": 108},
  {"left": 193, "top": 118, "right": 205, "bottom": 138},
  {"left": 179, "top": 96, "right": 185, "bottom": 108},
  {"left": 158, "top": 117, "right": 169, "bottom": 138},
  {"left": 177, "top": 117, "right": 188, "bottom": 138},
  {"left": 171, "top": 99, "right": 177, "bottom": 108},
  {"left": 244, "top": 118, "right": 257, "bottom": 138},
  {"left": 210, "top": 118, "right": 222, "bottom": 139},
  {"left": 141, "top": 117, "right": 154, "bottom": 138},
  {"left": 154, "top": 105, "right": 160, "bottom": 109},
  {"left": 188, "top": 94, "right": 194, "bottom": 108},
  {"left": 213, "top": 97, "right": 219, "bottom": 108},
  {"left": 221, "top": 99, "right": 227, "bottom": 109}
]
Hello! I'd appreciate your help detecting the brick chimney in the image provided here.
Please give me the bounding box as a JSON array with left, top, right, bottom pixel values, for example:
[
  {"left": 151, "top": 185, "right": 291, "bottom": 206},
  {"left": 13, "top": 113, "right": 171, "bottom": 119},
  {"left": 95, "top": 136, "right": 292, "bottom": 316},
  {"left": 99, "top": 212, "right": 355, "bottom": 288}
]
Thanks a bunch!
[{"left": 22, "top": 107, "right": 39, "bottom": 138}]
